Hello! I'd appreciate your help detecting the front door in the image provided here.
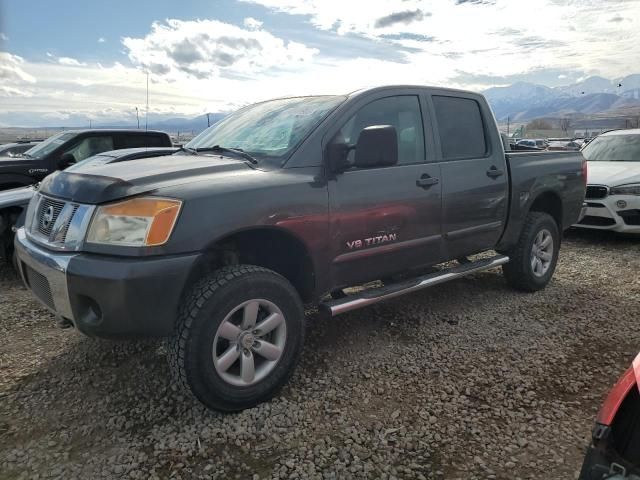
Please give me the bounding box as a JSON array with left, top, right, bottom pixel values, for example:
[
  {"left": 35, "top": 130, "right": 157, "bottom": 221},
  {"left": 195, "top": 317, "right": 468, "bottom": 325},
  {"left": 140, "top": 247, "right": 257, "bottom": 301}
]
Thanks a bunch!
[{"left": 327, "top": 94, "right": 444, "bottom": 288}]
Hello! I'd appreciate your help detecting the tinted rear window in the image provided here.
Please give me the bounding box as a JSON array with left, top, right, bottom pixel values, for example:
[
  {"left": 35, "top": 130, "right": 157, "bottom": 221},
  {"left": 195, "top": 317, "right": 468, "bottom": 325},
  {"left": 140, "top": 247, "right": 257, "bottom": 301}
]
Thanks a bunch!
[
  {"left": 433, "top": 96, "right": 487, "bottom": 160},
  {"left": 120, "top": 134, "right": 169, "bottom": 148}
]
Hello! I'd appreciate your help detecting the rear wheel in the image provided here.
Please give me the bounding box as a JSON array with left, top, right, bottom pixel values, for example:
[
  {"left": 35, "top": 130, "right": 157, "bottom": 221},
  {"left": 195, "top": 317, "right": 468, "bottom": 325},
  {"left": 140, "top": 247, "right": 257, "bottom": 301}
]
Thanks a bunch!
[
  {"left": 168, "top": 265, "right": 305, "bottom": 412},
  {"left": 502, "top": 212, "right": 560, "bottom": 292}
]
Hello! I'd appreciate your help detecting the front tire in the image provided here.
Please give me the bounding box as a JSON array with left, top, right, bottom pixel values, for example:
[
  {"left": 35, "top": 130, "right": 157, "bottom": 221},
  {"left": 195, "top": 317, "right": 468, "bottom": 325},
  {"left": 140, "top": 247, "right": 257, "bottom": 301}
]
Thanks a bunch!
[
  {"left": 168, "top": 265, "right": 305, "bottom": 412},
  {"left": 502, "top": 212, "right": 560, "bottom": 292}
]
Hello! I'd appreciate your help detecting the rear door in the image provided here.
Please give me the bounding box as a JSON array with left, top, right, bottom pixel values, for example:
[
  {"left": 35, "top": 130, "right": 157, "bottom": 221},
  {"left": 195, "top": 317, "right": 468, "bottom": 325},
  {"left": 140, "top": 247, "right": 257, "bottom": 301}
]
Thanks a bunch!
[
  {"left": 326, "top": 91, "right": 444, "bottom": 288},
  {"left": 430, "top": 93, "right": 508, "bottom": 259}
]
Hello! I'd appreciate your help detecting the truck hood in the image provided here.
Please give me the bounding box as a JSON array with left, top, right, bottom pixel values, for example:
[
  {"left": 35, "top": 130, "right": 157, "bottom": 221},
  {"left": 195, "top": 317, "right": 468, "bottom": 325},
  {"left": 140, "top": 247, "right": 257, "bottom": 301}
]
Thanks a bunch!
[
  {"left": 0, "top": 155, "right": 29, "bottom": 167},
  {"left": 0, "top": 185, "right": 35, "bottom": 208},
  {"left": 587, "top": 161, "right": 640, "bottom": 187},
  {"left": 39, "top": 154, "right": 257, "bottom": 204}
]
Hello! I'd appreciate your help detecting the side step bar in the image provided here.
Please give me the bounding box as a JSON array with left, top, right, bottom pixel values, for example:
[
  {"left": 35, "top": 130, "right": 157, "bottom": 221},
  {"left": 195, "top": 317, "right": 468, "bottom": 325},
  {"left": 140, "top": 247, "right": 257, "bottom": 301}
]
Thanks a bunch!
[{"left": 320, "top": 254, "right": 509, "bottom": 317}]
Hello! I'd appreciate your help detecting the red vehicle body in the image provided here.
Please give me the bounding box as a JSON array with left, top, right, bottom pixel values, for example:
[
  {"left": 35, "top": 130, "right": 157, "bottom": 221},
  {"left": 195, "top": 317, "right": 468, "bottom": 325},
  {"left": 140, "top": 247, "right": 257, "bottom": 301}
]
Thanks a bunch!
[{"left": 580, "top": 353, "right": 640, "bottom": 479}]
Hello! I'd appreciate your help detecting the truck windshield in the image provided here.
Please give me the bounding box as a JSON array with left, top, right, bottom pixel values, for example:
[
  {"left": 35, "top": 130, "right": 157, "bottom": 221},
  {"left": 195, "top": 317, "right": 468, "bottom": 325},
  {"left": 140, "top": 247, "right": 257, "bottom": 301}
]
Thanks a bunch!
[
  {"left": 582, "top": 135, "right": 640, "bottom": 162},
  {"left": 23, "top": 131, "right": 77, "bottom": 159},
  {"left": 186, "top": 96, "right": 345, "bottom": 161}
]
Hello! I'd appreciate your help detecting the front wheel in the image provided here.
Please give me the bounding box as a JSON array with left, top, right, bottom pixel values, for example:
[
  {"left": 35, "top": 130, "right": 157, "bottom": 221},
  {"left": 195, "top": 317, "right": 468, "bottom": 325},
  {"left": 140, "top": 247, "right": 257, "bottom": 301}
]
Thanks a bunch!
[
  {"left": 502, "top": 212, "right": 560, "bottom": 292},
  {"left": 168, "top": 265, "right": 305, "bottom": 412}
]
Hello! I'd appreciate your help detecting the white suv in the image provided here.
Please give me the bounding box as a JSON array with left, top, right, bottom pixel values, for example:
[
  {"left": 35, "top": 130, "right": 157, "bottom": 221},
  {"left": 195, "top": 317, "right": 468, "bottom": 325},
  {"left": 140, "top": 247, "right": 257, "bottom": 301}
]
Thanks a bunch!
[{"left": 575, "top": 129, "right": 640, "bottom": 233}]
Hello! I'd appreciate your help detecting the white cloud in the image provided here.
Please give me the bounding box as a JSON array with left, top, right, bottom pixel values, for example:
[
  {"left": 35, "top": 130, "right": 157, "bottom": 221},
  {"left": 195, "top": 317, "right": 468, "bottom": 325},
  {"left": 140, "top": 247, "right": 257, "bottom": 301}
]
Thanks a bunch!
[
  {"left": 241, "top": 0, "right": 640, "bottom": 88},
  {"left": 0, "top": 33, "right": 8, "bottom": 41},
  {"left": 0, "top": 52, "right": 37, "bottom": 84},
  {"left": 0, "top": 86, "right": 33, "bottom": 98},
  {"left": 243, "top": 17, "right": 263, "bottom": 30},
  {"left": 98, "top": 37, "right": 106, "bottom": 43},
  {"left": 58, "top": 56, "right": 87, "bottom": 66},
  {"left": 122, "top": 18, "right": 318, "bottom": 80},
  {"left": 238, "top": 0, "right": 436, "bottom": 35}
]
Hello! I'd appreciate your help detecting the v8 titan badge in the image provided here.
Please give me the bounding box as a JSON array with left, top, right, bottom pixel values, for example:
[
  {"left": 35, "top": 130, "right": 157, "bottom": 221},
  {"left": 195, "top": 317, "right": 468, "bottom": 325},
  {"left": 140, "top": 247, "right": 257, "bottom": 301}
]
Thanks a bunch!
[{"left": 347, "top": 233, "right": 397, "bottom": 250}]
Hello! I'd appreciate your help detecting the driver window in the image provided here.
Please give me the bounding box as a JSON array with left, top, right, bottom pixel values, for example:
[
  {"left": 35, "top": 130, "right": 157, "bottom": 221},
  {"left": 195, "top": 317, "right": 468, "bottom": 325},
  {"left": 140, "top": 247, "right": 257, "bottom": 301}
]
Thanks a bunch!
[
  {"left": 64, "top": 136, "right": 114, "bottom": 162},
  {"left": 335, "top": 96, "right": 425, "bottom": 166}
]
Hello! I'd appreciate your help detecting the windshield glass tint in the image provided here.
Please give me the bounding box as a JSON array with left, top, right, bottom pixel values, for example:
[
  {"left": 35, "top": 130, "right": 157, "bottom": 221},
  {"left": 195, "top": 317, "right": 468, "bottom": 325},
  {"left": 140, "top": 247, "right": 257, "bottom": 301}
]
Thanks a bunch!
[
  {"left": 186, "top": 96, "right": 345, "bottom": 160},
  {"left": 24, "top": 132, "right": 77, "bottom": 159},
  {"left": 582, "top": 134, "right": 640, "bottom": 162}
]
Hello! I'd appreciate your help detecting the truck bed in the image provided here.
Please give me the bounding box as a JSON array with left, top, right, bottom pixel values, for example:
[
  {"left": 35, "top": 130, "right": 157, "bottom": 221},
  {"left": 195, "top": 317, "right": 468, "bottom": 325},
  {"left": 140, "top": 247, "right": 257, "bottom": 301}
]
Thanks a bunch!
[{"left": 498, "top": 150, "right": 585, "bottom": 249}]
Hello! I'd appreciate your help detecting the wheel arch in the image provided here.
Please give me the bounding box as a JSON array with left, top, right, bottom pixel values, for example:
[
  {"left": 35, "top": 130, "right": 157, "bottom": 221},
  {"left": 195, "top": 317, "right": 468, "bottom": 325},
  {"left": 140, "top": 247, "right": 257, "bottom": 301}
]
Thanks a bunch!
[
  {"left": 528, "top": 190, "right": 563, "bottom": 229},
  {"left": 182, "top": 226, "right": 317, "bottom": 304}
]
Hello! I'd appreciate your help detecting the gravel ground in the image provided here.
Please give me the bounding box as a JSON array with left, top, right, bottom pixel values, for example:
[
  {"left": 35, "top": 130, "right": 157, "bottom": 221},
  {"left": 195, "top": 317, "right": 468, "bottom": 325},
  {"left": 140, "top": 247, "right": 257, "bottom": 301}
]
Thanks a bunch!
[{"left": 1, "top": 229, "right": 639, "bottom": 480}]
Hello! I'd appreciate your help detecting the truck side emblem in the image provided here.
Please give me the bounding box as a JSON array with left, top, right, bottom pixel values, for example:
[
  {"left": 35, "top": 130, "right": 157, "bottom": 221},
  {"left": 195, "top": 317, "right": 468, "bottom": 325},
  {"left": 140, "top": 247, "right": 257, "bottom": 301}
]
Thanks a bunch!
[
  {"left": 42, "top": 206, "right": 55, "bottom": 229},
  {"left": 347, "top": 233, "right": 398, "bottom": 250}
]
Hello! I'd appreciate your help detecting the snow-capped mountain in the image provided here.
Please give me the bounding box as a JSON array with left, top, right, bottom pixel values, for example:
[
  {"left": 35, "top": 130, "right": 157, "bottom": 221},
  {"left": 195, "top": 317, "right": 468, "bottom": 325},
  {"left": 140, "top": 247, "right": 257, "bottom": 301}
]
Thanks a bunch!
[{"left": 484, "top": 74, "right": 640, "bottom": 121}]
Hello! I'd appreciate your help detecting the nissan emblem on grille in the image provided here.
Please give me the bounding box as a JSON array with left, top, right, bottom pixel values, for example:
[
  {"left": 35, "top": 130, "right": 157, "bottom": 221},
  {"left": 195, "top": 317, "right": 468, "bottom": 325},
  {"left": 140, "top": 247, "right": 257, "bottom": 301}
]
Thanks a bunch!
[{"left": 42, "top": 205, "right": 55, "bottom": 229}]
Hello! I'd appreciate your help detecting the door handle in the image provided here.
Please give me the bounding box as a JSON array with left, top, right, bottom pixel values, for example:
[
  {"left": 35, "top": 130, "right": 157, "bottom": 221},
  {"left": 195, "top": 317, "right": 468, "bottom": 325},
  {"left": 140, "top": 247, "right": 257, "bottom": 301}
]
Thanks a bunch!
[
  {"left": 486, "top": 166, "right": 504, "bottom": 178},
  {"left": 416, "top": 175, "right": 439, "bottom": 188}
]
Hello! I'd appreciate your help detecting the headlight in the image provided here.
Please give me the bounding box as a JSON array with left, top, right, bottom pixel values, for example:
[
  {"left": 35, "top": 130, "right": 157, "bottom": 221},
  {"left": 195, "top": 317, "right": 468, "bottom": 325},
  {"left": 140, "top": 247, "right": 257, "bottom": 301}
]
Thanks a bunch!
[
  {"left": 87, "top": 197, "right": 182, "bottom": 246},
  {"left": 24, "top": 193, "right": 39, "bottom": 231},
  {"left": 610, "top": 184, "right": 640, "bottom": 196}
]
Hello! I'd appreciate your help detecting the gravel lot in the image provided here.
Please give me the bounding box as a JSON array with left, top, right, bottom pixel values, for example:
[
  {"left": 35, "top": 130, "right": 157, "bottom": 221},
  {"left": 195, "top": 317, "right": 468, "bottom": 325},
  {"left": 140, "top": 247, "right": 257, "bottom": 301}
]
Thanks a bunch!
[{"left": 1, "top": 229, "right": 639, "bottom": 480}]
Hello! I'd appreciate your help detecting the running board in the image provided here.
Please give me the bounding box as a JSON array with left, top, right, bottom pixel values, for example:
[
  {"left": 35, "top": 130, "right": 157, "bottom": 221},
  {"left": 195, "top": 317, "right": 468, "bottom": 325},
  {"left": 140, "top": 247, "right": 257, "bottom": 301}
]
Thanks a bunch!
[{"left": 321, "top": 254, "right": 509, "bottom": 317}]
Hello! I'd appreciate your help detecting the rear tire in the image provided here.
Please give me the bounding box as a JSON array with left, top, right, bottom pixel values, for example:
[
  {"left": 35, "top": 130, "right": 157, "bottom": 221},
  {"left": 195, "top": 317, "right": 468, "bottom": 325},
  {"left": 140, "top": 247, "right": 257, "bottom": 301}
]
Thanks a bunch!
[
  {"left": 502, "top": 212, "right": 560, "bottom": 292},
  {"left": 168, "top": 265, "right": 305, "bottom": 412}
]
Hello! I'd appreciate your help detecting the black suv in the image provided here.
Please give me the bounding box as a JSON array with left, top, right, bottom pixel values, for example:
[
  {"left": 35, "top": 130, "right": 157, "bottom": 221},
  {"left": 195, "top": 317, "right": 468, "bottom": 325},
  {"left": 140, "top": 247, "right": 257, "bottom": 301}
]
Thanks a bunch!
[{"left": 0, "top": 129, "right": 172, "bottom": 190}]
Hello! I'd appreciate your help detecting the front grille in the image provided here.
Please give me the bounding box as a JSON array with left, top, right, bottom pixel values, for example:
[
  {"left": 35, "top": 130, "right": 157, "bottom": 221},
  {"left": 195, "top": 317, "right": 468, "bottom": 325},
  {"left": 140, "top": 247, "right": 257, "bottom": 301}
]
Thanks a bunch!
[
  {"left": 23, "top": 264, "right": 54, "bottom": 309},
  {"left": 586, "top": 202, "right": 606, "bottom": 208},
  {"left": 36, "top": 197, "right": 65, "bottom": 236},
  {"left": 578, "top": 215, "right": 616, "bottom": 226},
  {"left": 58, "top": 205, "right": 79, "bottom": 243},
  {"left": 586, "top": 185, "right": 609, "bottom": 200}
]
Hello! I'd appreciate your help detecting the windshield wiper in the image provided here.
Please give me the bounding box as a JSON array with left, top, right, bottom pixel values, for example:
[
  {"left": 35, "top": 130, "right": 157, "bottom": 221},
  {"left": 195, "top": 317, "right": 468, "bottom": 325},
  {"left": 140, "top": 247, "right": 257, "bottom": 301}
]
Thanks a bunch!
[
  {"left": 195, "top": 145, "right": 258, "bottom": 164},
  {"left": 177, "top": 145, "right": 198, "bottom": 155}
]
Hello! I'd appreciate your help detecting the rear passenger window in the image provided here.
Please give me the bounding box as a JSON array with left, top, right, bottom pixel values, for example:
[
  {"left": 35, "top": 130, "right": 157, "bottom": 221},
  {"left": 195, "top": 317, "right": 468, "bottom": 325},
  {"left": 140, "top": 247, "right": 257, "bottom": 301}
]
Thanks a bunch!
[
  {"left": 337, "top": 95, "right": 425, "bottom": 165},
  {"left": 120, "top": 135, "right": 167, "bottom": 148},
  {"left": 433, "top": 96, "right": 487, "bottom": 160}
]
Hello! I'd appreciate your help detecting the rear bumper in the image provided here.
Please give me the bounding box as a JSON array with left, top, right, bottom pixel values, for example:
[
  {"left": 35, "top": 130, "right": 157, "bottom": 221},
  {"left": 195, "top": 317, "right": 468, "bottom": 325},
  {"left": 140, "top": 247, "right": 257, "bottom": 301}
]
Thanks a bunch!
[
  {"left": 15, "top": 228, "right": 200, "bottom": 338},
  {"left": 574, "top": 194, "right": 640, "bottom": 233}
]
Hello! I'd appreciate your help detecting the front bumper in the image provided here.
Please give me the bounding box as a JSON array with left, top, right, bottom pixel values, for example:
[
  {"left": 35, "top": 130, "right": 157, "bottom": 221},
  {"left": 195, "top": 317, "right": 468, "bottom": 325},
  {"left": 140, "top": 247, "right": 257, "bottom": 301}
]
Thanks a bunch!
[
  {"left": 15, "top": 228, "right": 200, "bottom": 338},
  {"left": 574, "top": 194, "right": 640, "bottom": 233}
]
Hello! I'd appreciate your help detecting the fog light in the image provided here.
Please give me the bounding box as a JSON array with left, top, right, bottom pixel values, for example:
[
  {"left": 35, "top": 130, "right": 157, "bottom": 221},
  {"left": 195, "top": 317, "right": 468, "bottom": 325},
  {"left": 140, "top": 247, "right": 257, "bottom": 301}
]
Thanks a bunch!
[{"left": 616, "top": 200, "right": 627, "bottom": 209}]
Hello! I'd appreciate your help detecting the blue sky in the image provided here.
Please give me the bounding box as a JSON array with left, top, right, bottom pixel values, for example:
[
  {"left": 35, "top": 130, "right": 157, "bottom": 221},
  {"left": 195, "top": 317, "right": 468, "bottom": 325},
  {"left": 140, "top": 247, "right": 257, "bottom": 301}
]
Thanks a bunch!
[{"left": 1, "top": 0, "right": 639, "bottom": 127}]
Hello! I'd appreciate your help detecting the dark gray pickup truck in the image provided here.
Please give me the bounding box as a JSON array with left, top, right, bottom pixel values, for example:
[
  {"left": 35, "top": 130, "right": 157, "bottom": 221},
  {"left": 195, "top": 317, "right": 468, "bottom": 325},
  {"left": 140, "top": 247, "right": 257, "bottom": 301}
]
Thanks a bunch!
[{"left": 15, "top": 86, "right": 587, "bottom": 411}]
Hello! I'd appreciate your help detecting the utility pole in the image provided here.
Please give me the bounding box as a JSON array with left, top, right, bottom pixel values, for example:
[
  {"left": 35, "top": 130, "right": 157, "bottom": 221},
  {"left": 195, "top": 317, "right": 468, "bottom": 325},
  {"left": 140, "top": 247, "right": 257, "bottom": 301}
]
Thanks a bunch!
[
  {"left": 135, "top": 107, "right": 140, "bottom": 129},
  {"left": 89, "top": 119, "right": 92, "bottom": 129},
  {"left": 145, "top": 71, "right": 149, "bottom": 131},
  {"left": 207, "top": 113, "right": 210, "bottom": 127},
  {"left": 507, "top": 116, "right": 510, "bottom": 136}
]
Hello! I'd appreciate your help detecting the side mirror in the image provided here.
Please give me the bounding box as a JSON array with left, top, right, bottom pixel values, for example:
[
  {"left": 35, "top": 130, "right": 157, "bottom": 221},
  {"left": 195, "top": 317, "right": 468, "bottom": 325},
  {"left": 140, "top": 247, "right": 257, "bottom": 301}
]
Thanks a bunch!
[
  {"left": 58, "top": 153, "right": 76, "bottom": 170},
  {"left": 354, "top": 125, "right": 398, "bottom": 168}
]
